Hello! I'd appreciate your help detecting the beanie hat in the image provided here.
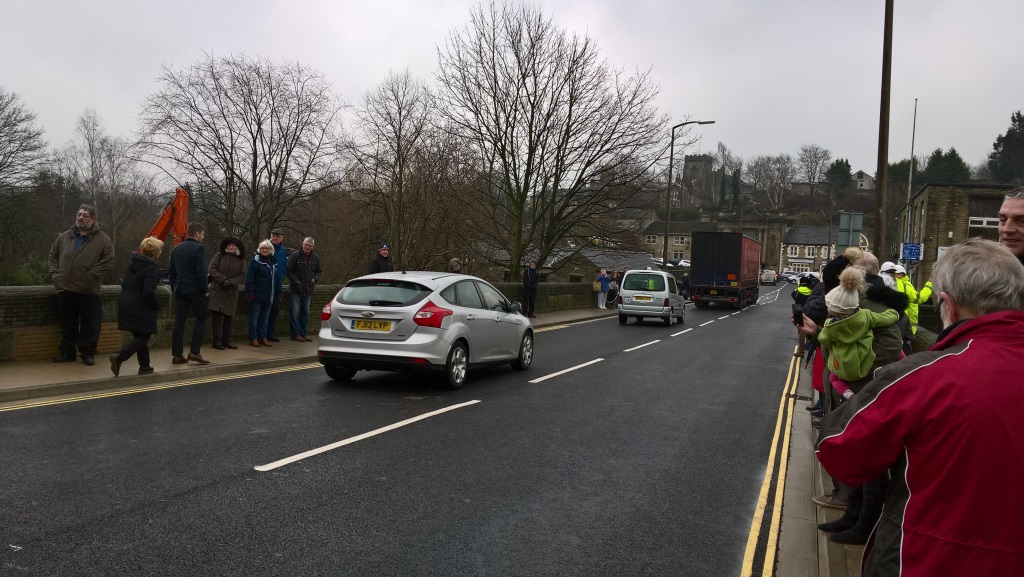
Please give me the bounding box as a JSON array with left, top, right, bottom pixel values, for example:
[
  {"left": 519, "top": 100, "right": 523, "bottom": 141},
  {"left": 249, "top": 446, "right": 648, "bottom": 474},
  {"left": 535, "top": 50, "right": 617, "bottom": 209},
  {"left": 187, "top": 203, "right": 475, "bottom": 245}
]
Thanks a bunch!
[
  {"left": 379, "top": 243, "right": 390, "bottom": 250},
  {"left": 825, "top": 267, "right": 865, "bottom": 315},
  {"left": 821, "top": 255, "right": 850, "bottom": 293}
]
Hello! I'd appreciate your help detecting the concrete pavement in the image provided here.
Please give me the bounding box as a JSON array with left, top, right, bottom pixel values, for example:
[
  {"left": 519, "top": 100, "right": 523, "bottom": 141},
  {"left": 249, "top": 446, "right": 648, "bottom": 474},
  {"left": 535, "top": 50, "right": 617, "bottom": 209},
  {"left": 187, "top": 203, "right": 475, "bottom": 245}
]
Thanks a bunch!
[{"left": 0, "top": 305, "right": 857, "bottom": 577}]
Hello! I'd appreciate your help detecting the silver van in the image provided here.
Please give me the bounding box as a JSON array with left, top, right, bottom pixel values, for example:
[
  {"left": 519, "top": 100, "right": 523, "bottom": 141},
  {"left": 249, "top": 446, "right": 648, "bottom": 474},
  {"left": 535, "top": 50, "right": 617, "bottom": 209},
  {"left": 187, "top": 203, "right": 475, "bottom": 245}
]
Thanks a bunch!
[{"left": 616, "top": 269, "right": 686, "bottom": 326}]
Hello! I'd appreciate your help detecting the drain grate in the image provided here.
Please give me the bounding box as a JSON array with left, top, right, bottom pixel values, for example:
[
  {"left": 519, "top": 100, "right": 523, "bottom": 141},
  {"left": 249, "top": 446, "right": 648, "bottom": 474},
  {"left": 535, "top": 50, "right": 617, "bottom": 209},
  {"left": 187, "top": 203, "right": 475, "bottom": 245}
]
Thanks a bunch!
[{"left": 788, "top": 394, "right": 812, "bottom": 402}]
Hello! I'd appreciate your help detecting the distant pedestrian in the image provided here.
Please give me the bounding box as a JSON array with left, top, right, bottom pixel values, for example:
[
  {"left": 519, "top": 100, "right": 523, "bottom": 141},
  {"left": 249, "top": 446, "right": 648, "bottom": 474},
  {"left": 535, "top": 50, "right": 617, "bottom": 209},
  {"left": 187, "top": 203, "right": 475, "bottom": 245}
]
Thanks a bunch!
[
  {"left": 110, "top": 237, "right": 163, "bottom": 377},
  {"left": 168, "top": 222, "right": 210, "bottom": 365},
  {"left": 266, "top": 227, "right": 288, "bottom": 342},
  {"left": 286, "top": 237, "right": 322, "bottom": 342},
  {"left": 246, "top": 240, "right": 282, "bottom": 347},
  {"left": 998, "top": 187, "right": 1024, "bottom": 266},
  {"left": 48, "top": 204, "right": 114, "bottom": 366},
  {"left": 522, "top": 261, "right": 539, "bottom": 318},
  {"left": 595, "top": 268, "right": 611, "bottom": 309},
  {"left": 208, "top": 237, "right": 246, "bottom": 350},
  {"left": 370, "top": 243, "right": 394, "bottom": 273}
]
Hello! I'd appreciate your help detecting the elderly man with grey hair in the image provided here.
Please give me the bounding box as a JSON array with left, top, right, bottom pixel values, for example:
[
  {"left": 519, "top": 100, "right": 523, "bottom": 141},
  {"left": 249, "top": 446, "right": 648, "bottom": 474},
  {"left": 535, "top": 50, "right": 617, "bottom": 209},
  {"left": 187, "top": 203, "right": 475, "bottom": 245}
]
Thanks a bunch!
[
  {"left": 815, "top": 238, "right": 1024, "bottom": 577},
  {"left": 998, "top": 186, "right": 1024, "bottom": 265}
]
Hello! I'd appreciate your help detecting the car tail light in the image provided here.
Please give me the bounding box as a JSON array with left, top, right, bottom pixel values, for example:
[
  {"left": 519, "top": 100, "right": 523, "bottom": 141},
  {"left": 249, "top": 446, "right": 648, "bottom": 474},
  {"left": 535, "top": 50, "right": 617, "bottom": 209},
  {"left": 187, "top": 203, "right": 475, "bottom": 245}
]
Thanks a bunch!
[
  {"left": 663, "top": 298, "right": 670, "bottom": 307},
  {"left": 414, "top": 300, "right": 453, "bottom": 328},
  {"left": 321, "top": 303, "right": 332, "bottom": 321},
  {"left": 617, "top": 295, "right": 622, "bottom": 305}
]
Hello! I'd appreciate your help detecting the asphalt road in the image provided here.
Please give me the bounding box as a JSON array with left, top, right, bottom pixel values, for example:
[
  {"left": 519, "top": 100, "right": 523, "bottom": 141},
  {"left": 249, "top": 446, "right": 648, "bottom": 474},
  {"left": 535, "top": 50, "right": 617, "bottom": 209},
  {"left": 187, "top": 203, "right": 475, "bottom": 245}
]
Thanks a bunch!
[{"left": 1, "top": 285, "right": 799, "bottom": 577}]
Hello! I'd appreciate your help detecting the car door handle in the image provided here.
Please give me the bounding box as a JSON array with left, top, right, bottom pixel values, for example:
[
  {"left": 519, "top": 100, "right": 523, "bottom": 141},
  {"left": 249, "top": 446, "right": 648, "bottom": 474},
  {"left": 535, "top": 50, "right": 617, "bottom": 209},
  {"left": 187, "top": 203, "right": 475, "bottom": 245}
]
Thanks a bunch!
[{"left": 466, "top": 314, "right": 476, "bottom": 321}]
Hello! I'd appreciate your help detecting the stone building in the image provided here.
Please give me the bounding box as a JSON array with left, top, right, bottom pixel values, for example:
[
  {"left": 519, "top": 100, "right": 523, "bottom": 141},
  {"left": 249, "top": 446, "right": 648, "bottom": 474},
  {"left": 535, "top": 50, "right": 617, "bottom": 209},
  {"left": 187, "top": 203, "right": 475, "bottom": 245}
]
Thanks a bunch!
[{"left": 897, "top": 183, "right": 1013, "bottom": 283}]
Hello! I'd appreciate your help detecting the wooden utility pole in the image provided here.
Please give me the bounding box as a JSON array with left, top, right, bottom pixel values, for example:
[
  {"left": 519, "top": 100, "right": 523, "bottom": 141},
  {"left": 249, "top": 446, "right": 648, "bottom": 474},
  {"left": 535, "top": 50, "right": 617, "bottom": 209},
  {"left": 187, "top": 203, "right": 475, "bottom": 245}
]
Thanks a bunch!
[{"left": 875, "top": 0, "right": 894, "bottom": 257}]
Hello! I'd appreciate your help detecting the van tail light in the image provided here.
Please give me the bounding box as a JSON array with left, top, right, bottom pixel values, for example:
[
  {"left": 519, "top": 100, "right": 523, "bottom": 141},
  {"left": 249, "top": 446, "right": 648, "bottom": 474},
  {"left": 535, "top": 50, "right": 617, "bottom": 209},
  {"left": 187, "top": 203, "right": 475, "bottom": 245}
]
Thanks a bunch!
[
  {"left": 617, "top": 295, "right": 622, "bottom": 305},
  {"left": 663, "top": 298, "right": 670, "bottom": 307},
  {"left": 414, "top": 300, "right": 453, "bottom": 329},
  {"left": 321, "top": 303, "right": 332, "bottom": 321}
]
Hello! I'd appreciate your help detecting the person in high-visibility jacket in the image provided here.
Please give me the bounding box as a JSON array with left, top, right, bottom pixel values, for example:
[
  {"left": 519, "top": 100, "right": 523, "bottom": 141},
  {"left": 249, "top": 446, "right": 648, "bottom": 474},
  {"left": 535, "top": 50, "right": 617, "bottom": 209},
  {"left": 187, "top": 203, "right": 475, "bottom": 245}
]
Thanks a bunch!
[{"left": 893, "top": 265, "right": 920, "bottom": 333}]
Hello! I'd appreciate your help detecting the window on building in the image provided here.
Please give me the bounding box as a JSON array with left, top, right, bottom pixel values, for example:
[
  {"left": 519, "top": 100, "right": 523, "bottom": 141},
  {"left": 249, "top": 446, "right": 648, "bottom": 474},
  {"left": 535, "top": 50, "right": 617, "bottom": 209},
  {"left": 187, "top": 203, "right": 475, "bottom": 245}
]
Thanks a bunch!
[
  {"left": 674, "top": 235, "right": 685, "bottom": 245},
  {"left": 807, "top": 246, "right": 816, "bottom": 257},
  {"left": 672, "top": 251, "right": 684, "bottom": 260},
  {"left": 647, "top": 235, "right": 658, "bottom": 244},
  {"left": 968, "top": 197, "right": 1003, "bottom": 243},
  {"left": 787, "top": 245, "right": 799, "bottom": 257}
]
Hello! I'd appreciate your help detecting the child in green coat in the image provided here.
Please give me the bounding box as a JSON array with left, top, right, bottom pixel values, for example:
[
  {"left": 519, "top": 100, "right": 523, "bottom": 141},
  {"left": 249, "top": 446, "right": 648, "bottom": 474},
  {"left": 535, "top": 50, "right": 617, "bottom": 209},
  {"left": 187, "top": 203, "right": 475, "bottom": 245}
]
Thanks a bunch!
[{"left": 819, "top": 267, "right": 900, "bottom": 399}]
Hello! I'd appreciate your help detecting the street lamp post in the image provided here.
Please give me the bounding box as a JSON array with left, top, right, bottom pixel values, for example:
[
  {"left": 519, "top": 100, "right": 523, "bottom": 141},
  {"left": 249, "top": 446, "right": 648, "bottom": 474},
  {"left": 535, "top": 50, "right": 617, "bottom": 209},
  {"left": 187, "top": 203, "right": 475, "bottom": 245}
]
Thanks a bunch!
[{"left": 663, "top": 120, "right": 715, "bottom": 268}]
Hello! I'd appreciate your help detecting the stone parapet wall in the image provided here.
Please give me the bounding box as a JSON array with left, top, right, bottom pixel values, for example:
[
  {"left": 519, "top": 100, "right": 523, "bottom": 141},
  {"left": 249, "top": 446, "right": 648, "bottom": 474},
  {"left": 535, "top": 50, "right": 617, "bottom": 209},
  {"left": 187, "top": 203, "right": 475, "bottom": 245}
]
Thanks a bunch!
[{"left": 0, "top": 282, "right": 594, "bottom": 361}]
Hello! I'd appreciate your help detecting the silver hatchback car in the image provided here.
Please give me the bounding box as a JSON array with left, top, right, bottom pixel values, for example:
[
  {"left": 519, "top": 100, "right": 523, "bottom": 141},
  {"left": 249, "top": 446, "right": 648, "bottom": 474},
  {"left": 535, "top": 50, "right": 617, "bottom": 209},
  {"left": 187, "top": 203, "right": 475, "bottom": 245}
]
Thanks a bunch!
[{"left": 317, "top": 271, "right": 534, "bottom": 389}]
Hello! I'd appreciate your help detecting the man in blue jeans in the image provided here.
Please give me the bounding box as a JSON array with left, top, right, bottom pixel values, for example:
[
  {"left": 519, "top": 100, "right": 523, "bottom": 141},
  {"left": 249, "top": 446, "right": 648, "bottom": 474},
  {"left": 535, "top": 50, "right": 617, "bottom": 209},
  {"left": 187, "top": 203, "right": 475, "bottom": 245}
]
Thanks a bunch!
[
  {"left": 266, "top": 227, "right": 289, "bottom": 341},
  {"left": 168, "top": 222, "right": 210, "bottom": 364},
  {"left": 286, "top": 237, "right": 322, "bottom": 341}
]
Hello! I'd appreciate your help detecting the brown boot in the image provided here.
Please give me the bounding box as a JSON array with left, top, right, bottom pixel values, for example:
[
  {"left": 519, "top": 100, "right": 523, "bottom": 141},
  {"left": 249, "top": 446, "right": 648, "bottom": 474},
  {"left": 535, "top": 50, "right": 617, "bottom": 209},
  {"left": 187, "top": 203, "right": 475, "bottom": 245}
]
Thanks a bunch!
[
  {"left": 250, "top": 339, "right": 261, "bottom": 347},
  {"left": 258, "top": 339, "right": 272, "bottom": 347}
]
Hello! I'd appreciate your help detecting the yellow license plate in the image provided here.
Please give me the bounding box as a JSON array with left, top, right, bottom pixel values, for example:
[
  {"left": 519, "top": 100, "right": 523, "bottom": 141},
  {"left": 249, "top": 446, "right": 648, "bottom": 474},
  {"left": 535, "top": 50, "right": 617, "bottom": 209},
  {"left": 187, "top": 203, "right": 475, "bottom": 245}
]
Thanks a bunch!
[
  {"left": 352, "top": 319, "right": 391, "bottom": 331},
  {"left": 709, "top": 290, "right": 717, "bottom": 295},
  {"left": 633, "top": 295, "right": 652, "bottom": 302}
]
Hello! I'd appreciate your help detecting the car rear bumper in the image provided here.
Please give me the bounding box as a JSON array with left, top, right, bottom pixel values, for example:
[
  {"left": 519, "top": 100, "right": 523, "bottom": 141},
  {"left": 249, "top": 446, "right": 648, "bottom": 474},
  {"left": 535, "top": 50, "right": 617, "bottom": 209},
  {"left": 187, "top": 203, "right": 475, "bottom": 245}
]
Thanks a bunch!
[
  {"left": 317, "top": 327, "right": 452, "bottom": 370},
  {"left": 618, "top": 304, "right": 671, "bottom": 318}
]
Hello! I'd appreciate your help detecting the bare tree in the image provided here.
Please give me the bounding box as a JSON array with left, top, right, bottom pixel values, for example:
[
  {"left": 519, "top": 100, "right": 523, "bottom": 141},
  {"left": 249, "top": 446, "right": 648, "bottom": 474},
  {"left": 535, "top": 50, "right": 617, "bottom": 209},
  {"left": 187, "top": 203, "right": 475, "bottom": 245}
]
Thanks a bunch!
[
  {"left": 56, "top": 110, "right": 159, "bottom": 280},
  {"left": 345, "top": 70, "right": 481, "bottom": 270},
  {"left": 747, "top": 153, "right": 795, "bottom": 211},
  {"left": 0, "top": 88, "right": 48, "bottom": 191},
  {"left": 797, "top": 144, "right": 832, "bottom": 197},
  {"left": 138, "top": 53, "right": 344, "bottom": 247},
  {"left": 435, "top": 2, "right": 666, "bottom": 274},
  {"left": 0, "top": 88, "right": 50, "bottom": 282}
]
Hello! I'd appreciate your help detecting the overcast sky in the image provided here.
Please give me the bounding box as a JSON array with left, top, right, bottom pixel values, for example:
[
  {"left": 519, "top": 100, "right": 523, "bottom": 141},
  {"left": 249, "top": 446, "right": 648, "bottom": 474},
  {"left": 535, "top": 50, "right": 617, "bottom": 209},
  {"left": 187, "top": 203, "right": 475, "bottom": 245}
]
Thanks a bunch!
[{"left": 2, "top": 0, "right": 1021, "bottom": 177}]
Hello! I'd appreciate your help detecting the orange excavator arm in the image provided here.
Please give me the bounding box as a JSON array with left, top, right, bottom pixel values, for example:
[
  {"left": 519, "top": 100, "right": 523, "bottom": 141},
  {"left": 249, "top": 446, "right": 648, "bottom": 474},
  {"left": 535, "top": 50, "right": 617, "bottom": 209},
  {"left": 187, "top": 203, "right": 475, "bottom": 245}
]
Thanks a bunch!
[{"left": 146, "top": 186, "right": 190, "bottom": 246}]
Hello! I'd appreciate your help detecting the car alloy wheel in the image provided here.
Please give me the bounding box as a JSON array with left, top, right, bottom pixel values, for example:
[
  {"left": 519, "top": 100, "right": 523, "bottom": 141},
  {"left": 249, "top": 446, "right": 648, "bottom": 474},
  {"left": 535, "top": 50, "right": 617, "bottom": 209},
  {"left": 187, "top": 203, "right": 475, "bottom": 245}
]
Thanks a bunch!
[
  {"left": 445, "top": 342, "right": 468, "bottom": 390},
  {"left": 512, "top": 332, "right": 533, "bottom": 371}
]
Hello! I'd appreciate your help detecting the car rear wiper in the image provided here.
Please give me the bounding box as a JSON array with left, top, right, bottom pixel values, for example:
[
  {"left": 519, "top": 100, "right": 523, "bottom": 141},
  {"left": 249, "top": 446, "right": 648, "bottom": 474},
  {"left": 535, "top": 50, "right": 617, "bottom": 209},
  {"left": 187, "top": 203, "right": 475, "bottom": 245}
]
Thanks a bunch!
[{"left": 367, "top": 300, "right": 403, "bottom": 306}]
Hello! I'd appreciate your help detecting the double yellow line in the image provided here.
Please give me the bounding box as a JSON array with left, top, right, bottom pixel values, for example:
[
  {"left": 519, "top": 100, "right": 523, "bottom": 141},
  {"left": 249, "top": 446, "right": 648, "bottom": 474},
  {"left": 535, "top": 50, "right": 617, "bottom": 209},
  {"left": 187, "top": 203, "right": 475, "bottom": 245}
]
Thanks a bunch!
[
  {"left": 0, "top": 364, "right": 322, "bottom": 412},
  {"left": 738, "top": 348, "right": 802, "bottom": 576}
]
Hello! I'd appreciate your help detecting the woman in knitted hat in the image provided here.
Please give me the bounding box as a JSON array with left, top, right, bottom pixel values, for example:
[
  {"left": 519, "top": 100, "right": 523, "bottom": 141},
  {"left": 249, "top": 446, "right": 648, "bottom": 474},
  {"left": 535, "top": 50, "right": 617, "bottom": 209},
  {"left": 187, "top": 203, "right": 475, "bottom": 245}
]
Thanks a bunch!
[{"left": 818, "top": 267, "right": 900, "bottom": 399}]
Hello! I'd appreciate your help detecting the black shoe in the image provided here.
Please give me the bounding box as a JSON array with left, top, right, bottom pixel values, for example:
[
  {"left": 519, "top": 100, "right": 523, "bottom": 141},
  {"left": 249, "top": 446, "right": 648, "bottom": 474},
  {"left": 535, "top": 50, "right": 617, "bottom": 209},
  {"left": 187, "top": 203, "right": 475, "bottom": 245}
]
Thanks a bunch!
[
  {"left": 224, "top": 340, "right": 238, "bottom": 350},
  {"left": 818, "top": 518, "right": 856, "bottom": 533},
  {"left": 829, "top": 527, "right": 871, "bottom": 544},
  {"left": 810, "top": 409, "right": 824, "bottom": 418},
  {"left": 267, "top": 336, "right": 280, "bottom": 342},
  {"left": 109, "top": 354, "right": 122, "bottom": 377},
  {"left": 138, "top": 366, "right": 154, "bottom": 375},
  {"left": 53, "top": 353, "right": 76, "bottom": 363},
  {"left": 212, "top": 343, "right": 226, "bottom": 350},
  {"left": 81, "top": 354, "right": 95, "bottom": 366},
  {"left": 805, "top": 400, "right": 822, "bottom": 412}
]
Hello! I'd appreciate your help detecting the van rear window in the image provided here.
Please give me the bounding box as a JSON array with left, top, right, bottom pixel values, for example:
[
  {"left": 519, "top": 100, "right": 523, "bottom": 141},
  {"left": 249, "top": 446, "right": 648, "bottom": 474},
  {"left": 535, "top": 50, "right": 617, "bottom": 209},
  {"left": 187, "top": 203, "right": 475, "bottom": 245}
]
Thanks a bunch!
[{"left": 623, "top": 274, "right": 665, "bottom": 291}]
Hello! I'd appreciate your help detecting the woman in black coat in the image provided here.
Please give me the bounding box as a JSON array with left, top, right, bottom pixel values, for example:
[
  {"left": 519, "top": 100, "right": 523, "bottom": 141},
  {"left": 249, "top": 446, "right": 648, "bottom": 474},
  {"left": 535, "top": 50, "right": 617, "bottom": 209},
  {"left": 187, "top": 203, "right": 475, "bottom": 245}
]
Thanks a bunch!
[{"left": 110, "top": 237, "right": 164, "bottom": 376}]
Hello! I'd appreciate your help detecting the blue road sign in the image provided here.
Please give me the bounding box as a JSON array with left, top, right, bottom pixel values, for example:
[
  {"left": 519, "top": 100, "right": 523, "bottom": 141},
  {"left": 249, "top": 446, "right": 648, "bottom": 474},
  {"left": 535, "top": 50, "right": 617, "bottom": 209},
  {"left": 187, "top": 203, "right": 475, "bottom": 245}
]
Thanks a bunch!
[{"left": 901, "top": 243, "right": 923, "bottom": 262}]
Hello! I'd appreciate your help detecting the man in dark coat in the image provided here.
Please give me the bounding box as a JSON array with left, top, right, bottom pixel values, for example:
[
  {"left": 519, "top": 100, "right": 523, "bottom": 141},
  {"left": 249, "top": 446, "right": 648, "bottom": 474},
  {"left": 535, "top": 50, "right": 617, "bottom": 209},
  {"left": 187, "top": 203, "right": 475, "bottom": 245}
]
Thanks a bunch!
[
  {"left": 168, "top": 222, "right": 210, "bottom": 364},
  {"left": 48, "top": 204, "right": 114, "bottom": 365},
  {"left": 370, "top": 243, "right": 394, "bottom": 273},
  {"left": 286, "top": 236, "right": 323, "bottom": 341},
  {"left": 522, "top": 261, "right": 539, "bottom": 318},
  {"left": 111, "top": 237, "right": 163, "bottom": 376}
]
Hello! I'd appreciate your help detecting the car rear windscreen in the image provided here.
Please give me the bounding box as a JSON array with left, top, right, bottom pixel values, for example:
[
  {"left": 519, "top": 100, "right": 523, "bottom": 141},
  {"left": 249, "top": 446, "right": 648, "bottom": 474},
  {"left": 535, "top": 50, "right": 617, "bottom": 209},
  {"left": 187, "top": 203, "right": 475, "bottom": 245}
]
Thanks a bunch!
[{"left": 337, "top": 280, "right": 431, "bottom": 306}]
